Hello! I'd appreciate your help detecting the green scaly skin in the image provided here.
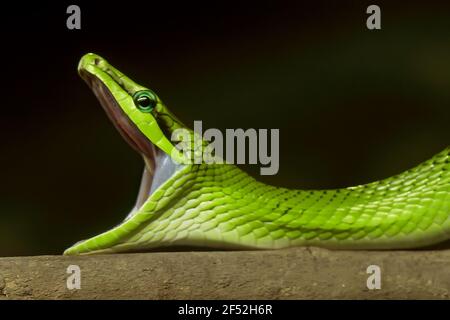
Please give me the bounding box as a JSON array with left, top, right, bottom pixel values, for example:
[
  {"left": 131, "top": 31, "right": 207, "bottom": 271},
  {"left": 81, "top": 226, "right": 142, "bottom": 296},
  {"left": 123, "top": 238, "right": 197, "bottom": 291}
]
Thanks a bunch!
[{"left": 64, "top": 53, "right": 450, "bottom": 255}]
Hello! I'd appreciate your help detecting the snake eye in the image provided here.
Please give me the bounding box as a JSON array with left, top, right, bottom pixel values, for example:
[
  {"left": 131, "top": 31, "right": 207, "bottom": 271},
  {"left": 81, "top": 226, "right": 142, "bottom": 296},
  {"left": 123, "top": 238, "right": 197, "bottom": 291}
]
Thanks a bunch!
[{"left": 133, "top": 91, "right": 157, "bottom": 112}]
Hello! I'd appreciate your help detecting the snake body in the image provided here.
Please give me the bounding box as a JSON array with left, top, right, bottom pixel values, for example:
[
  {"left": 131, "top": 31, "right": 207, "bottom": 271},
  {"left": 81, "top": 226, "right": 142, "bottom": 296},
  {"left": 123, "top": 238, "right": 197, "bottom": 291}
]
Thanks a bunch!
[{"left": 64, "top": 53, "right": 450, "bottom": 255}]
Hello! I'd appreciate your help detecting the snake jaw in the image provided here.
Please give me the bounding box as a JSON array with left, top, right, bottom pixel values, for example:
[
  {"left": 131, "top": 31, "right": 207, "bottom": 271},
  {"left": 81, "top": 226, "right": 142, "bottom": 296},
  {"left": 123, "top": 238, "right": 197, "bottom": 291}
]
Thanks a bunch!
[
  {"left": 78, "top": 53, "right": 188, "bottom": 207},
  {"left": 65, "top": 54, "right": 188, "bottom": 255}
]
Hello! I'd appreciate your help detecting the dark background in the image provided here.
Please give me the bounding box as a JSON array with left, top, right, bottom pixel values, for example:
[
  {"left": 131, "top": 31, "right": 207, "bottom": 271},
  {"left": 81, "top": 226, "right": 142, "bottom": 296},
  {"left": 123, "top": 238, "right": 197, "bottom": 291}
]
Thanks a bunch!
[{"left": 0, "top": 1, "right": 449, "bottom": 256}]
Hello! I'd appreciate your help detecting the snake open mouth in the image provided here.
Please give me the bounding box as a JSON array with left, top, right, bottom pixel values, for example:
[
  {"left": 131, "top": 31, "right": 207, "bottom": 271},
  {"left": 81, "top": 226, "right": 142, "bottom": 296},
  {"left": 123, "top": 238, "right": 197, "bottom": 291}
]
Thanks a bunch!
[
  {"left": 76, "top": 54, "right": 184, "bottom": 226},
  {"left": 79, "top": 70, "right": 163, "bottom": 211},
  {"left": 64, "top": 55, "right": 189, "bottom": 255}
]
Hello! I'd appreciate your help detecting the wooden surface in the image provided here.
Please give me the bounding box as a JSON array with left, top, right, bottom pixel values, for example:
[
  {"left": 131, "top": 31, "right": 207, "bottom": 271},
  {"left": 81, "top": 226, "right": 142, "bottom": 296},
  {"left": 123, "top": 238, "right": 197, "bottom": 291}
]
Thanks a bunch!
[{"left": 0, "top": 247, "right": 449, "bottom": 299}]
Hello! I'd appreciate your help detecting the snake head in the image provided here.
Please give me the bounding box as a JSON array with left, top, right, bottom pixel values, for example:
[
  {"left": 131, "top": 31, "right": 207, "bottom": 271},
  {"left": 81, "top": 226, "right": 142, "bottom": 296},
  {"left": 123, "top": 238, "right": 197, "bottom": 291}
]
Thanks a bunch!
[{"left": 65, "top": 53, "right": 200, "bottom": 255}]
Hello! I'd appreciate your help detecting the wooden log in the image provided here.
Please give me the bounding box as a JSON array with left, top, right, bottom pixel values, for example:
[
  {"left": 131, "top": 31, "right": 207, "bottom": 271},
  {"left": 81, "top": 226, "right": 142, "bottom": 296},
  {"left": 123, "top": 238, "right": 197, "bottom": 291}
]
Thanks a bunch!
[{"left": 0, "top": 248, "right": 449, "bottom": 299}]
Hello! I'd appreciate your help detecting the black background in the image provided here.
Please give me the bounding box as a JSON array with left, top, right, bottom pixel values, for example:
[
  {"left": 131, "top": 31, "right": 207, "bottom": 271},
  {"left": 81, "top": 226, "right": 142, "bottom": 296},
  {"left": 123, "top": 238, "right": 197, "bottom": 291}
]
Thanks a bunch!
[{"left": 0, "top": 1, "right": 449, "bottom": 256}]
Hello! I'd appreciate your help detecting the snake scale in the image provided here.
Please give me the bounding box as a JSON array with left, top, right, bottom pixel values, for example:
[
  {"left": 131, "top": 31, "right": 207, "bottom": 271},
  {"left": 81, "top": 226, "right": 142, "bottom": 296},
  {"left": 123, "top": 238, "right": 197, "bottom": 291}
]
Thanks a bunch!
[{"left": 64, "top": 53, "right": 450, "bottom": 255}]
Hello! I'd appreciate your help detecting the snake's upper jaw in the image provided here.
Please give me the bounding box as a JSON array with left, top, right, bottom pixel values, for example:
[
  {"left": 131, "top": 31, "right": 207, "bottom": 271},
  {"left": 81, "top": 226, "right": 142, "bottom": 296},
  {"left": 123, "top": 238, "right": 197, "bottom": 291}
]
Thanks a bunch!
[{"left": 80, "top": 67, "right": 157, "bottom": 162}]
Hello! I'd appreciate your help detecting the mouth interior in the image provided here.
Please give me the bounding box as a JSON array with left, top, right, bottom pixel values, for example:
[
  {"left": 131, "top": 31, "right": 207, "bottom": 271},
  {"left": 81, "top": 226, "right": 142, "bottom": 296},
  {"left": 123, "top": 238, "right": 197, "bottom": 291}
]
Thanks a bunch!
[{"left": 80, "top": 69, "right": 180, "bottom": 213}]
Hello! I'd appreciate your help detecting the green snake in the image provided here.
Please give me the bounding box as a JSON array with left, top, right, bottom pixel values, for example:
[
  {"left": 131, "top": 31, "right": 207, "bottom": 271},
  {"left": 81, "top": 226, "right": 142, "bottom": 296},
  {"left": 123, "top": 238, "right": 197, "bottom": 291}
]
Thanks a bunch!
[{"left": 64, "top": 53, "right": 450, "bottom": 255}]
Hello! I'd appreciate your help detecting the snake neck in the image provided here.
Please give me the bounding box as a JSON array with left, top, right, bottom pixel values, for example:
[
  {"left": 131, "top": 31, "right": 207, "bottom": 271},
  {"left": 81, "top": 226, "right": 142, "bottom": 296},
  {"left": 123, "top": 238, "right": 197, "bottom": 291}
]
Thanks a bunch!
[
  {"left": 67, "top": 147, "right": 449, "bottom": 254},
  {"left": 141, "top": 162, "right": 299, "bottom": 217},
  {"left": 139, "top": 148, "right": 450, "bottom": 250}
]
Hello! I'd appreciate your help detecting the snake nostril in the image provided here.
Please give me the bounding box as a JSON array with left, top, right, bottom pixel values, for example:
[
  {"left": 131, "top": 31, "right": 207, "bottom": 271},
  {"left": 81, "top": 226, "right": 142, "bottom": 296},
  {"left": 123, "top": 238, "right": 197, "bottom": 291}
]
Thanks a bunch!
[{"left": 94, "top": 58, "right": 101, "bottom": 66}]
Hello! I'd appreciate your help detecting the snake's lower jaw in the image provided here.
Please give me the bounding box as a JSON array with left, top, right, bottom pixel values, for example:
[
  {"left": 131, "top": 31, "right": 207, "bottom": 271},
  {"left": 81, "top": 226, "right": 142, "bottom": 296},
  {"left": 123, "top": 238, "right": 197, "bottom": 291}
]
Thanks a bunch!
[{"left": 64, "top": 151, "right": 184, "bottom": 255}]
